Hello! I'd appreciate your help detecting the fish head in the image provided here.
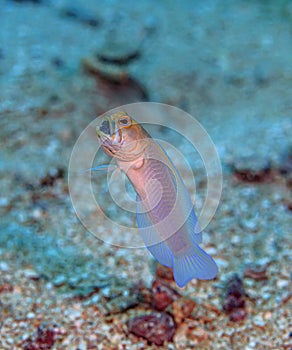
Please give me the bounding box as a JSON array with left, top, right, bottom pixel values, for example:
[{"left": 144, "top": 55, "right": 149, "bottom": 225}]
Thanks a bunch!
[{"left": 96, "top": 111, "right": 150, "bottom": 161}]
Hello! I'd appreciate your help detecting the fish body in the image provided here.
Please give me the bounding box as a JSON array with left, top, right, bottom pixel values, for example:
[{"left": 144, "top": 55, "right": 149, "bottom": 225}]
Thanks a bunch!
[{"left": 96, "top": 112, "right": 218, "bottom": 287}]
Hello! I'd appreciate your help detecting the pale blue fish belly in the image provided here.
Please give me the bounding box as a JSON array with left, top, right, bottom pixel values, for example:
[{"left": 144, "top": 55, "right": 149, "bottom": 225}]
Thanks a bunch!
[{"left": 132, "top": 143, "right": 218, "bottom": 288}]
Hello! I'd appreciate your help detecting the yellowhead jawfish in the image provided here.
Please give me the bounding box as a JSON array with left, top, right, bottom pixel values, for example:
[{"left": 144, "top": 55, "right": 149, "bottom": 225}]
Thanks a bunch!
[{"left": 95, "top": 111, "right": 218, "bottom": 287}]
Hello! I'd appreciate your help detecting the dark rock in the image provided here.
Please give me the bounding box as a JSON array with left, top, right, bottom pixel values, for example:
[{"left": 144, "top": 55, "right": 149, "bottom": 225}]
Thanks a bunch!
[
  {"left": 233, "top": 166, "right": 273, "bottom": 183},
  {"left": 128, "top": 312, "right": 176, "bottom": 346},
  {"left": 223, "top": 274, "right": 247, "bottom": 322},
  {"left": 229, "top": 308, "right": 248, "bottom": 322},
  {"left": 22, "top": 324, "right": 57, "bottom": 350},
  {"left": 225, "top": 275, "right": 245, "bottom": 296},
  {"left": 229, "top": 157, "right": 274, "bottom": 183},
  {"left": 152, "top": 279, "right": 181, "bottom": 311},
  {"left": 223, "top": 294, "right": 245, "bottom": 313}
]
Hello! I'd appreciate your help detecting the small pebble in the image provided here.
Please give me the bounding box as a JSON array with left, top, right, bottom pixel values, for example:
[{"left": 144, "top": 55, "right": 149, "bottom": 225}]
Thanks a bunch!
[
  {"left": 171, "top": 297, "right": 196, "bottom": 325},
  {"left": 151, "top": 279, "right": 181, "bottom": 311},
  {"left": 26, "top": 312, "right": 35, "bottom": 319},
  {"left": 276, "top": 280, "right": 289, "bottom": 288},
  {"left": 31, "top": 208, "right": 43, "bottom": 220},
  {"left": 23, "top": 269, "right": 40, "bottom": 281},
  {"left": 128, "top": 312, "right": 176, "bottom": 346},
  {"left": 0, "top": 261, "right": 9, "bottom": 271},
  {"left": 229, "top": 308, "right": 247, "bottom": 322},
  {"left": 191, "top": 327, "right": 209, "bottom": 342},
  {"left": 173, "top": 323, "right": 188, "bottom": 347},
  {"left": 53, "top": 275, "right": 67, "bottom": 287},
  {"left": 253, "top": 315, "right": 265, "bottom": 327}
]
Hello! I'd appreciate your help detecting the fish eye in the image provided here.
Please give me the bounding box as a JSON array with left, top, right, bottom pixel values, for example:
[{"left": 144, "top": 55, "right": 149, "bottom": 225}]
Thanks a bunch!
[{"left": 118, "top": 116, "right": 131, "bottom": 126}]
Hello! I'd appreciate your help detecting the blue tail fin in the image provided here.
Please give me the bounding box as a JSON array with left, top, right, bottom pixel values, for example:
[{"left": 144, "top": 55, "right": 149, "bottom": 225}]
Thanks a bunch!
[{"left": 173, "top": 244, "right": 218, "bottom": 288}]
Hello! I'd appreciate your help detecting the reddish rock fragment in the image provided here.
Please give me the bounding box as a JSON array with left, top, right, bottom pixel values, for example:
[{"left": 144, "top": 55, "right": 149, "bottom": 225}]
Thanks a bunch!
[
  {"left": 244, "top": 266, "right": 268, "bottom": 281},
  {"left": 229, "top": 308, "right": 247, "bottom": 322},
  {"left": 22, "top": 324, "right": 57, "bottom": 350},
  {"left": 230, "top": 157, "right": 274, "bottom": 183},
  {"left": 191, "top": 326, "right": 209, "bottom": 342},
  {"left": 0, "top": 283, "right": 13, "bottom": 293},
  {"left": 223, "top": 294, "right": 245, "bottom": 313},
  {"left": 233, "top": 168, "right": 273, "bottom": 183},
  {"left": 152, "top": 279, "right": 181, "bottom": 311},
  {"left": 155, "top": 264, "right": 174, "bottom": 282},
  {"left": 171, "top": 297, "right": 196, "bottom": 324},
  {"left": 223, "top": 274, "right": 247, "bottom": 322},
  {"left": 128, "top": 312, "right": 176, "bottom": 346}
]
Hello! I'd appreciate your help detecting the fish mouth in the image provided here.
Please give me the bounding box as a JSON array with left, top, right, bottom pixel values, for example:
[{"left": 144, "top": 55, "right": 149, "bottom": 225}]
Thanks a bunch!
[
  {"left": 97, "top": 132, "right": 121, "bottom": 150},
  {"left": 96, "top": 112, "right": 144, "bottom": 161}
]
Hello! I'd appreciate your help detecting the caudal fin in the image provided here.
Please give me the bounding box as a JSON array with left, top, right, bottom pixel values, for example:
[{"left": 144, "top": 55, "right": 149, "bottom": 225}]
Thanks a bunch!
[{"left": 173, "top": 244, "right": 218, "bottom": 288}]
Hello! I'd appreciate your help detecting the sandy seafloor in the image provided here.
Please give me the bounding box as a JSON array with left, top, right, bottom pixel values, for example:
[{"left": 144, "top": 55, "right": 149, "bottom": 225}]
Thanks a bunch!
[{"left": 0, "top": 0, "right": 291, "bottom": 349}]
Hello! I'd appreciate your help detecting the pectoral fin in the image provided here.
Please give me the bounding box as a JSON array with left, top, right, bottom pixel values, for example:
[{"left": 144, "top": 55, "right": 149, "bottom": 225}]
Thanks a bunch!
[{"left": 83, "top": 164, "right": 117, "bottom": 172}]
